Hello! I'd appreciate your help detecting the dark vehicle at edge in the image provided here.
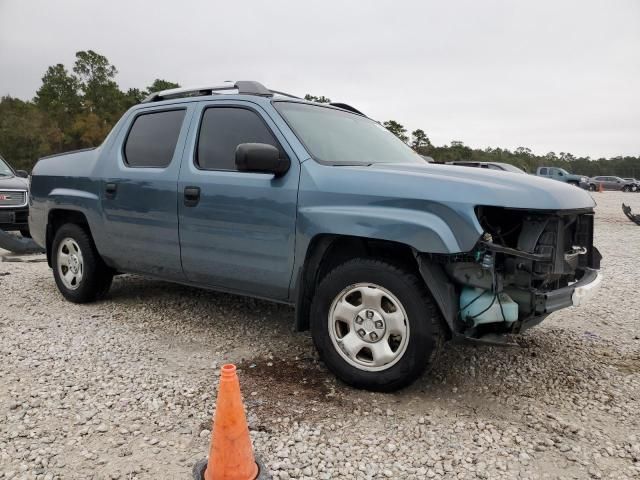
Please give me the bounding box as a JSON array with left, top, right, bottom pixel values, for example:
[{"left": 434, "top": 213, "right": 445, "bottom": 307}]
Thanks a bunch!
[{"left": 0, "top": 154, "right": 30, "bottom": 237}]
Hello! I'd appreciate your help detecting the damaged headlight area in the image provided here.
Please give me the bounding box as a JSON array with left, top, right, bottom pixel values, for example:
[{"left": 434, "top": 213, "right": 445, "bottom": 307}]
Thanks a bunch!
[{"left": 426, "top": 206, "right": 602, "bottom": 340}]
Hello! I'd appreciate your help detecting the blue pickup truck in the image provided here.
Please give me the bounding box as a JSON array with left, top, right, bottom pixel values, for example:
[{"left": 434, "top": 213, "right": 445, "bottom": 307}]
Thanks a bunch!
[{"left": 29, "top": 81, "right": 602, "bottom": 391}]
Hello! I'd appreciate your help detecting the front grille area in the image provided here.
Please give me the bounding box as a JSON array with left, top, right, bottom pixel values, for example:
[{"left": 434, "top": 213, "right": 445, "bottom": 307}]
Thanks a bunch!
[
  {"left": 0, "top": 190, "right": 27, "bottom": 207},
  {"left": 475, "top": 206, "right": 597, "bottom": 287}
]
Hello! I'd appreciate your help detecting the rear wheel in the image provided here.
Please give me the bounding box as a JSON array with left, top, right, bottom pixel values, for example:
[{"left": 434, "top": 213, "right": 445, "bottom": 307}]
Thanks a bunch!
[
  {"left": 52, "top": 224, "right": 113, "bottom": 303},
  {"left": 589, "top": 184, "right": 597, "bottom": 191},
  {"left": 310, "top": 258, "right": 445, "bottom": 391},
  {"left": 623, "top": 186, "right": 630, "bottom": 192}
]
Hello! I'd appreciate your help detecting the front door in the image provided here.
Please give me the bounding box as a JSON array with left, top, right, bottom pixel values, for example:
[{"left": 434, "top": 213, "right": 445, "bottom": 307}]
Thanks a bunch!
[
  {"left": 178, "top": 101, "right": 299, "bottom": 300},
  {"left": 99, "top": 106, "right": 193, "bottom": 279}
]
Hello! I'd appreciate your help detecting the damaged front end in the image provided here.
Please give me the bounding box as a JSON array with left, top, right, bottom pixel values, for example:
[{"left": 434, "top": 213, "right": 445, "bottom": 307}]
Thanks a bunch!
[{"left": 418, "top": 207, "right": 602, "bottom": 342}]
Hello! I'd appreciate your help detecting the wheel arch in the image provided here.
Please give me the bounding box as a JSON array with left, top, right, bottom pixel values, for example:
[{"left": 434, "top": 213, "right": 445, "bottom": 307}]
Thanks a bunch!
[
  {"left": 293, "top": 233, "right": 456, "bottom": 337},
  {"left": 46, "top": 209, "right": 92, "bottom": 267}
]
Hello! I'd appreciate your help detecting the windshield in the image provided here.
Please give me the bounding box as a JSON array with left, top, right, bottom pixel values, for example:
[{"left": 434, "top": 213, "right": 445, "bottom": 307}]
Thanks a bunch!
[
  {"left": 558, "top": 168, "right": 570, "bottom": 175},
  {"left": 275, "top": 102, "right": 423, "bottom": 165},
  {"left": 0, "top": 156, "right": 13, "bottom": 176}
]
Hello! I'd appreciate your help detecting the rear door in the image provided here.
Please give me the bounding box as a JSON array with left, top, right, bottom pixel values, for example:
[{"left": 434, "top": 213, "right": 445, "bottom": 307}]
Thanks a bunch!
[
  {"left": 99, "top": 105, "right": 194, "bottom": 279},
  {"left": 177, "top": 100, "right": 300, "bottom": 300}
]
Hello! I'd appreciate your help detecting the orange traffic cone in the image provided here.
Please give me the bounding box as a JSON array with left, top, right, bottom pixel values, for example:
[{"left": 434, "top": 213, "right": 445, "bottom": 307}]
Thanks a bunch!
[
  {"left": 598, "top": 182, "right": 604, "bottom": 193},
  {"left": 193, "top": 364, "right": 269, "bottom": 480}
]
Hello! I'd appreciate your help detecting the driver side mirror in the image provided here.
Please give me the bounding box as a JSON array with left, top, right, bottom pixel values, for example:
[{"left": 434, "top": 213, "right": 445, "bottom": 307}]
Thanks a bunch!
[
  {"left": 15, "top": 170, "right": 28, "bottom": 178},
  {"left": 235, "top": 143, "right": 290, "bottom": 176}
]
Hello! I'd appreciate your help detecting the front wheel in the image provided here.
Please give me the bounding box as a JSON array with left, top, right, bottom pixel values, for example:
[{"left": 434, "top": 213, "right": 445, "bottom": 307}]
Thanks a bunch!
[
  {"left": 310, "top": 258, "right": 445, "bottom": 391},
  {"left": 589, "top": 184, "right": 597, "bottom": 191},
  {"left": 52, "top": 224, "right": 113, "bottom": 303}
]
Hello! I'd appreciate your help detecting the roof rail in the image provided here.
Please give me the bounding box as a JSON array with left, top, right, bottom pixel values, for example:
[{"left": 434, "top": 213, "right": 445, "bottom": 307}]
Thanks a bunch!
[
  {"left": 270, "top": 90, "right": 302, "bottom": 99},
  {"left": 329, "top": 102, "right": 365, "bottom": 116},
  {"left": 142, "top": 82, "right": 365, "bottom": 116},
  {"left": 142, "top": 80, "right": 276, "bottom": 103}
]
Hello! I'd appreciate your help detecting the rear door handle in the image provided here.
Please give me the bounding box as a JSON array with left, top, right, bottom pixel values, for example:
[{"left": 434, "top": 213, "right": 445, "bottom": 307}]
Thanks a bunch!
[
  {"left": 184, "top": 186, "right": 201, "bottom": 207},
  {"left": 105, "top": 182, "right": 117, "bottom": 198}
]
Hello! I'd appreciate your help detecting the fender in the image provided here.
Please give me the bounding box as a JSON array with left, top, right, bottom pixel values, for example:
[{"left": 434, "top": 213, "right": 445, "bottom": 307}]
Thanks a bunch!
[{"left": 298, "top": 204, "right": 464, "bottom": 254}]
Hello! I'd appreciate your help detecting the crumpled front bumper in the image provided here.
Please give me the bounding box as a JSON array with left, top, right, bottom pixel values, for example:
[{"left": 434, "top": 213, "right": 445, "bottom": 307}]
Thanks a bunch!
[{"left": 535, "top": 267, "right": 603, "bottom": 314}]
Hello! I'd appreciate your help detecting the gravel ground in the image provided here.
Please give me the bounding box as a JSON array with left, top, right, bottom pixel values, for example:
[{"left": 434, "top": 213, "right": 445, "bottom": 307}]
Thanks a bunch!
[{"left": 1, "top": 192, "right": 639, "bottom": 480}]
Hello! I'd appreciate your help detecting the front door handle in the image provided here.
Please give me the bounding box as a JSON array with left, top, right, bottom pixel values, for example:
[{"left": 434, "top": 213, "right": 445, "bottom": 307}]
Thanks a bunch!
[
  {"left": 184, "top": 186, "right": 201, "bottom": 207},
  {"left": 105, "top": 182, "right": 117, "bottom": 199}
]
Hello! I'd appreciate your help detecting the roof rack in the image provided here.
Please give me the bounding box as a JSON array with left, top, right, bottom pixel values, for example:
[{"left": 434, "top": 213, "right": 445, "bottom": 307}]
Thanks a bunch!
[
  {"left": 142, "top": 82, "right": 366, "bottom": 116},
  {"left": 142, "top": 80, "right": 302, "bottom": 103},
  {"left": 329, "top": 102, "right": 365, "bottom": 116}
]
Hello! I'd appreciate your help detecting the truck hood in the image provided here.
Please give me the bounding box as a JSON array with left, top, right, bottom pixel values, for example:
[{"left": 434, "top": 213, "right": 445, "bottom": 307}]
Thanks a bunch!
[
  {"left": 0, "top": 174, "right": 28, "bottom": 190},
  {"left": 365, "top": 162, "right": 596, "bottom": 211},
  {"left": 299, "top": 160, "right": 596, "bottom": 255}
]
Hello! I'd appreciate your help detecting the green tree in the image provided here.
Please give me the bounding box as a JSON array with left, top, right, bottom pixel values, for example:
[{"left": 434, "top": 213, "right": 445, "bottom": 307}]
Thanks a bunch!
[
  {"left": 411, "top": 129, "right": 431, "bottom": 150},
  {"left": 383, "top": 120, "right": 409, "bottom": 143},
  {"left": 70, "top": 111, "right": 112, "bottom": 148},
  {"left": 0, "top": 97, "right": 53, "bottom": 170},
  {"left": 121, "top": 88, "right": 146, "bottom": 110},
  {"left": 34, "top": 64, "right": 81, "bottom": 132},
  {"left": 73, "top": 50, "right": 123, "bottom": 123},
  {"left": 304, "top": 94, "right": 331, "bottom": 103},
  {"left": 147, "top": 79, "right": 181, "bottom": 94}
]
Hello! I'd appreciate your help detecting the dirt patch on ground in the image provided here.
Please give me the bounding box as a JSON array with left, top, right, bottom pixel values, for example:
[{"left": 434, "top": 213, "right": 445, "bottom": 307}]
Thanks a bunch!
[{"left": 236, "top": 356, "right": 346, "bottom": 424}]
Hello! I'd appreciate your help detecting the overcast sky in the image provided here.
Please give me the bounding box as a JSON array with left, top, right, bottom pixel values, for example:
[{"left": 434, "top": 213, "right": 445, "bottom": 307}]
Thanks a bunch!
[{"left": 1, "top": 0, "right": 638, "bottom": 158}]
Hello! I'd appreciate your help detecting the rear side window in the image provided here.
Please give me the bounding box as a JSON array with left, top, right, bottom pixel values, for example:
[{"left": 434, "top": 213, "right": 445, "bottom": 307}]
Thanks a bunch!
[
  {"left": 539, "top": 168, "right": 548, "bottom": 175},
  {"left": 196, "top": 107, "right": 281, "bottom": 170},
  {"left": 124, "top": 109, "right": 186, "bottom": 168}
]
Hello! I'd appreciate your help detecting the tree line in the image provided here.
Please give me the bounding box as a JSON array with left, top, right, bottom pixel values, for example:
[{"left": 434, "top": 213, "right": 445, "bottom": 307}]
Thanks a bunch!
[{"left": 1, "top": 50, "right": 638, "bottom": 178}]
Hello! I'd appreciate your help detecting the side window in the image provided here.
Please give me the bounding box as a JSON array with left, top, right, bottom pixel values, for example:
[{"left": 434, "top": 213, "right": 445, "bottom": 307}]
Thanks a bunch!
[
  {"left": 124, "top": 109, "right": 186, "bottom": 168},
  {"left": 196, "top": 107, "right": 281, "bottom": 170},
  {"left": 539, "top": 167, "right": 548, "bottom": 175}
]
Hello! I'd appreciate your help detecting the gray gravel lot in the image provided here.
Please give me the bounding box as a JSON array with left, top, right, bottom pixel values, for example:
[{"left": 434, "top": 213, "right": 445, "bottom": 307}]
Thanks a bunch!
[{"left": 1, "top": 192, "right": 639, "bottom": 479}]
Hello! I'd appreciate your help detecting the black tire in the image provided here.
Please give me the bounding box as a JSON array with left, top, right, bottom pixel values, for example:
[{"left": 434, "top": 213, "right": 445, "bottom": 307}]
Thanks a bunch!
[
  {"left": 623, "top": 186, "right": 630, "bottom": 192},
  {"left": 19, "top": 228, "right": 31, "bottom": 238},
  {"left": 589, "top": 184, "right": 597, "bottom": 191},
  {"left": 51, "top": 223, "right": 113, "bottom": 303},
  {"left": 310, "top": 258, "right": 445, "bottom": 392}
]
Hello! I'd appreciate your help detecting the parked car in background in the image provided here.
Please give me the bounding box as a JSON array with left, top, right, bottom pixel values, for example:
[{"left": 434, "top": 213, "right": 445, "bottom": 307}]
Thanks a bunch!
[
  {"left": 0, "top": 154, "right": 30, "bottom": 237},
  {"left": 590, "top": 176, "right": 636, "bottom": 192},
  {"left": 623, "top": 178, "right": 640, "bottom": 192},
  {"left": 447, "top": 161, "right": 526, "bottom": 173},
  {"left": 28, "top": 81, "right": 602, "bottom": 391},
  {"left": 535, "top": 166, "right": 589, "bottom": 189}
]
